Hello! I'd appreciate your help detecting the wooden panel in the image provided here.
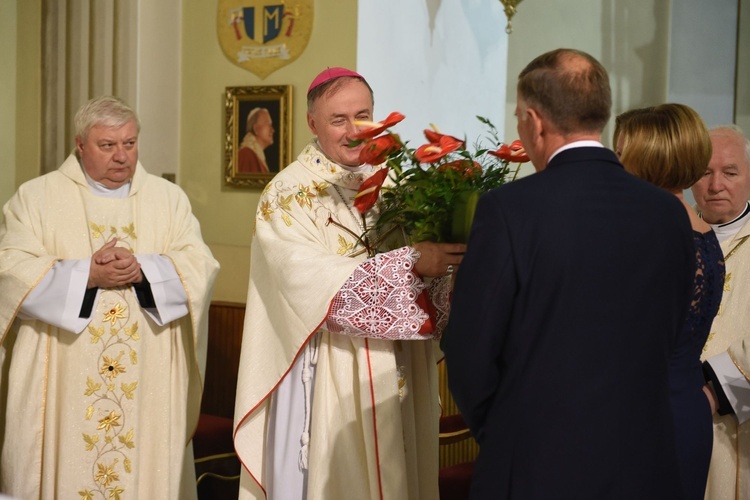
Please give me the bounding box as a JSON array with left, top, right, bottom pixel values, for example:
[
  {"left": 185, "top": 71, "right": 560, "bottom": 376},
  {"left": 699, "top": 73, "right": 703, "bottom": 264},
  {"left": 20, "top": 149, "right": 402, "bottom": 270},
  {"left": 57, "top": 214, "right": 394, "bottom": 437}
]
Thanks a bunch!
[
  {"left": 200, "top": 302, "right": 479, "bottom": 467},
  {"left": 201, "top": 301, "right": 245, "bottom": 419},
  {"left": 438, "top": 360, "right": 479, "bottom": 468}
]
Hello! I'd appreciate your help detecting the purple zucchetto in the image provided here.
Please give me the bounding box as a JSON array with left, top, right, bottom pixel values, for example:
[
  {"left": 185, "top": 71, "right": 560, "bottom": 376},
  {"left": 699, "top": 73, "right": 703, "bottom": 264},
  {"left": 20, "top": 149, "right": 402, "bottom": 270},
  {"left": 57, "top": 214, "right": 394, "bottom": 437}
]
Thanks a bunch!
[{"left": 307, "top": 67, "right": 366, "bottom": 95}]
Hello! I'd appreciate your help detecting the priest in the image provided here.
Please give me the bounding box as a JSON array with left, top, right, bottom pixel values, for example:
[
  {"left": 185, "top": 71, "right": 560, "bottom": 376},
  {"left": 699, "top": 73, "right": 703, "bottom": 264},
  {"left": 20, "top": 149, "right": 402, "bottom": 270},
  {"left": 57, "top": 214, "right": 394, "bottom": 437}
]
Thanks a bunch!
[{"left": 0, "top": 96, "right": 219, "bottom": 499}]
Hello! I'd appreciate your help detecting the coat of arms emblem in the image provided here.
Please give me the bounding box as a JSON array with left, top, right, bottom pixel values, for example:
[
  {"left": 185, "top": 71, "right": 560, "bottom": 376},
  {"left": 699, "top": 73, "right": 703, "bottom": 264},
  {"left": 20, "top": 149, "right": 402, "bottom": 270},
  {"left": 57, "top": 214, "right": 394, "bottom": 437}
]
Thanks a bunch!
[{"left": 217, "top": 0, "right": 313, "bottom": 79}]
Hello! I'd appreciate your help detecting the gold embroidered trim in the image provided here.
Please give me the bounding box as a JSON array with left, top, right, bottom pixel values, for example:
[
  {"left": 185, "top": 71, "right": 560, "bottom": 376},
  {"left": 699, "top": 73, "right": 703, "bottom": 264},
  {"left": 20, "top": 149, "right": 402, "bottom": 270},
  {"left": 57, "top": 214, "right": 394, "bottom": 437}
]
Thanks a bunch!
[{"left": 723, "top": 235, "right": 750, "bottom": 261}]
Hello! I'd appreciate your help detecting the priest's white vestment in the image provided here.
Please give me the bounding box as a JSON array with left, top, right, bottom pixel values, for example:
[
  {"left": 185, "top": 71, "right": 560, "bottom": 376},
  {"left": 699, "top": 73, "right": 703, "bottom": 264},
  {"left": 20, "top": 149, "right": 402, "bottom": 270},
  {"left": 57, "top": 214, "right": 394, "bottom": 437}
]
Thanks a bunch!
[
  {"left": 0, "top": 155, "right": 219, "bottom": 499},
  {"left": 702, "top": 219, "right": 750, "bottom": 500}
]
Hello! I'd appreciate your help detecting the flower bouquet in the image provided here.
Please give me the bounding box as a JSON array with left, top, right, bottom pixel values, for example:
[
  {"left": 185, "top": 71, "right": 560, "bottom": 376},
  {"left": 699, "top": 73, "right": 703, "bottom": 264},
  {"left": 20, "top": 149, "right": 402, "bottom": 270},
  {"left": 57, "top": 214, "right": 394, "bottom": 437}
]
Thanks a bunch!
[{"left": 350, "top": 112, "right": 530, "bottom": 246}]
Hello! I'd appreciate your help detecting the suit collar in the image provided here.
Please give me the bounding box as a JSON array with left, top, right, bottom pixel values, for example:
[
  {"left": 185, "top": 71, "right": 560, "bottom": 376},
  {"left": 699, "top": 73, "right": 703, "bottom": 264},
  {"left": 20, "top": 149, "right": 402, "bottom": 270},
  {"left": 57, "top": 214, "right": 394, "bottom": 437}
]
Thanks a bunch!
[{"left": 546, "top": 145, "right": 622, "bottom": 169}]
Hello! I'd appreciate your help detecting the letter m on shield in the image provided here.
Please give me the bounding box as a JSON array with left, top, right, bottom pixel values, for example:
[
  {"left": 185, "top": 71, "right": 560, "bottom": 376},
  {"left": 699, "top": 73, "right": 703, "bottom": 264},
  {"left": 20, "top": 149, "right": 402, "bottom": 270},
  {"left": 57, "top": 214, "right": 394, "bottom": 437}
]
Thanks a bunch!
[{"left": 242, "top": 4, "right": 284, "bottom": 44}]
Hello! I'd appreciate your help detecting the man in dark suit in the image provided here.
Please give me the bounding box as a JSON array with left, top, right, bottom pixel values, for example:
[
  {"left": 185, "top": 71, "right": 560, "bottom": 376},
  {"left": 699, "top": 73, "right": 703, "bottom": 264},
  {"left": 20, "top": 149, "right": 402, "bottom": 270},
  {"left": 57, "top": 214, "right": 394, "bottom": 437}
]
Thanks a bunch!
[{"left": 443, "top": 48, "right": 695, "bottom": 499}]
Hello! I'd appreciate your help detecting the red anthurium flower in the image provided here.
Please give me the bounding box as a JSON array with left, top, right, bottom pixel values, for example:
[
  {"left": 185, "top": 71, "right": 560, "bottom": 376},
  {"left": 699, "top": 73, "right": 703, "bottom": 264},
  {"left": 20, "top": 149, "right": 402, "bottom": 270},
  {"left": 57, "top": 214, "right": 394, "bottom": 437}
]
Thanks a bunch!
[
  {"left": 423, "top": 128, "right": 443, "bottom": 143},
  {"left": 414, "top": 135, "right": 464, "bottom": 163},
  {"left": 437, "top": 159, "right": 483, "bottom": 179},
  {"left": 353, "top": 167, "right": 390, "bottom": 214},
  {"left": 489, "top": 139, "right": 530, "bottom": 163},
  {"left": 359, "top": 134, "right": 401, "bottom": 165},
  {"left": 351, "top": 112, "right": 406, "bottom": 140},
  {"left": 422, "top": 128, "right": 463, "bottom": 146}
]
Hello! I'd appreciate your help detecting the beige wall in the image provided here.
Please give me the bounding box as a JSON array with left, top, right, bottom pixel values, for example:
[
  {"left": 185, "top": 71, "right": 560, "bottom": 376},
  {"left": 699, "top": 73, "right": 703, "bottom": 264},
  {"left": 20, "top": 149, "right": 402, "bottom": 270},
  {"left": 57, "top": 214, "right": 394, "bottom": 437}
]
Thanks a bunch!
[
  {"left": 180, "top": 1, "right": 358, "bottom": 302},
  {"left": 1, "top": 0, "right": 42, "bottom": 223},
  {"left": 3, "top": 1, "right": 746, "bottom": 303},
  {"left": 504, "top": 0, "right": 670, "bottom": 178},
  {"left": 0, "top": 0, "right": 17, "bottom": 214}
]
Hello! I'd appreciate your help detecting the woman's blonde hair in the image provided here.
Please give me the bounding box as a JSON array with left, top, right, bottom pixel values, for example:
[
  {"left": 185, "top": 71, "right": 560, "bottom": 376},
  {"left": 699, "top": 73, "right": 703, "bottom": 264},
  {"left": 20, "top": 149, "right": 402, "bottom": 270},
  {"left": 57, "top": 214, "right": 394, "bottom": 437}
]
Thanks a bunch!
[{"left": 615, "top": 103, "right": 711, "bottom": 190}]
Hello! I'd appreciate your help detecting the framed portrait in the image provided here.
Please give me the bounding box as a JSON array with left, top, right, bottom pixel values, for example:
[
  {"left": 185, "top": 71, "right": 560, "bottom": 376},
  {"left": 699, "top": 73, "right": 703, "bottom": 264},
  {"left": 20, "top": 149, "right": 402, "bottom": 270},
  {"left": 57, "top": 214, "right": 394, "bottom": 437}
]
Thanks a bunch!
[{"left": 224, "top": 85, "right": 292, "bottom": 188}]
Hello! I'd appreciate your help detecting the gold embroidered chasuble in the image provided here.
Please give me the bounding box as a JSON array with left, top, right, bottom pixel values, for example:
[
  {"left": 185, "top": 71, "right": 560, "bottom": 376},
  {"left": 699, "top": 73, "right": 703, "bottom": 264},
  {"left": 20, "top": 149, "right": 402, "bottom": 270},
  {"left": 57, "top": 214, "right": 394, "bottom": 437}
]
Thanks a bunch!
[
  {"left": 234, "top": 142, "right": 441, "bottom": 500},
  {"left": 702, "top": 219, "right": 750, "bottom": 500},
  {"left": 0, "top": 155, "right": 219, "bottom": 499}
]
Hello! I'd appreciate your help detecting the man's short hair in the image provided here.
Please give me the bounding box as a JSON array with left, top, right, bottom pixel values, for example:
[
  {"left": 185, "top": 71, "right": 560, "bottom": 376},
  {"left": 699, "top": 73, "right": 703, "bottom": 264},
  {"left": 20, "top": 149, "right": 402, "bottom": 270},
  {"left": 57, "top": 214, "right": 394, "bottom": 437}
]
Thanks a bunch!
[
  {"left": 74, "top": 96, "right": 140, "bottom": 142},
  {"left": 306, "top": 76, "right": 374, "bottom": 113},
  {"left": 616, "top": 103, "right": 711, "bottom": 190},
  {"left": 518, "top": 48, "right": 611, "bottom": 135},
  {"left": 710, "top": 125, "right": 750, "bottom": 166}
]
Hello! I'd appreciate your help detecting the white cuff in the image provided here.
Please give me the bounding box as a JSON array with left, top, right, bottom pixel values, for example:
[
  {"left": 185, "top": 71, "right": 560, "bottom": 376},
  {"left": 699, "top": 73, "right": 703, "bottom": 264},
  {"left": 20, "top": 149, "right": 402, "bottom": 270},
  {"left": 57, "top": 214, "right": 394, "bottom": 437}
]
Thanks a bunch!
[
  {"left": 19, "top": 259, "right": 95, "bottom": 334},
  {"left": 135, "top": 254, "right": 189, "bottom": 325},
  {"left": 708, "top": 351, "right": 750, "bottom": 425}
]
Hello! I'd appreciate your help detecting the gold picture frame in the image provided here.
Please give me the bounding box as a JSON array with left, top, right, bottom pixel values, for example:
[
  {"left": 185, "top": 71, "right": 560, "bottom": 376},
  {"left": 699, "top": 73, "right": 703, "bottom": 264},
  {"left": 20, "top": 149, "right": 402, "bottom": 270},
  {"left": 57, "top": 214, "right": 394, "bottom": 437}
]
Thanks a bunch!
[{"left": 224, "top": 85, "right": 292, "bottom": 188}]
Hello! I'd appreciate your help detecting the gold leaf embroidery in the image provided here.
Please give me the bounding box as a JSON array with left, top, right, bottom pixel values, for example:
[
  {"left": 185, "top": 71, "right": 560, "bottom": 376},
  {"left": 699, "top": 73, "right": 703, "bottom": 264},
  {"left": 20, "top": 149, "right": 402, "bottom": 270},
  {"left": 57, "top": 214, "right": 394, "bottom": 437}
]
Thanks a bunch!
[
  {"left": 94, "top": 459, "right": 120, "bottom": 487},
  {"left": 260, "top": 200, "right": 274, "bottom": 222},
  {"left": 85, "top": 405, "right": 95, "bottom": 420},
  {"left": 100, "top": 353, "right": 127, "bottom": 380},
  {"left": 88, "top": 325, "right": 105, "bottom": 344},
  {"left": 120, "top": 223, "right": 137, "bottom": 240},
  {"left": 97, "top": 410, "right": 122, "bottom": 432},
  {"left": 313, "top": 180, "right": 330, "bottom": 196},
  {"left": 79, "top": 490, "right": 95, "bottom": 500},
  {"left": 83, "top": 433, "right": 99, "bottom": 451},
  {"left": 84, "top": 377, "right": 102, "bottom": 396},
  {"left": 124, "top": 457, "right": 132, "bottom": 474},
  {"left": 295, "top": 185, "right": 316, "bottom": 209},
  {"left": 124, "top": 321, "right": 139, "bottom": 341},
  {"left": 121, "top": 381, "right": 137, "bottom": 400},
  {"left": 118, "top": 429, "right": 135, "bottom": 449},
  {"left": 90, "top": 222, "right": 105, "bottom": 239},
  {"left": 337, "top": 234, "right": 354, "bottom": 256},
  {"left": 130, "top": 350, "right": 138, "bottom": 365},
  {"left": 278, "top": 194, "right": 293, "bottom": 211},
  {"left": 109, "top": 485, "right": 124, "bottom": 500},
  {"left": 282, "top": 213, "right": 292, "bottom": 227},
  {"left": 103, "top": 303, "right": 127, "bottom": 326},
  {"left": 724, "top": 272, "right": 732, "bottom": 292}
]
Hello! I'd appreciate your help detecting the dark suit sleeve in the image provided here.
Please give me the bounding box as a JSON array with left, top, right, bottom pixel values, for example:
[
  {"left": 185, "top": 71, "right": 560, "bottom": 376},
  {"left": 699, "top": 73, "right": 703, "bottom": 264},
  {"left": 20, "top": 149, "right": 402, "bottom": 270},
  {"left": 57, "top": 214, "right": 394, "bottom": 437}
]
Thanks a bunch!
[{"left": 443, "top": 193, "right": 518, "bottom": 440}]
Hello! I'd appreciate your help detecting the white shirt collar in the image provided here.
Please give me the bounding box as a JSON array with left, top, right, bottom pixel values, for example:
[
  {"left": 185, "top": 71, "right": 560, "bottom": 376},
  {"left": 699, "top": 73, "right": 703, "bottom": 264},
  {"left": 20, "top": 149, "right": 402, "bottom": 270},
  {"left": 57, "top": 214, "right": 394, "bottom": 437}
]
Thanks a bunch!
[{"left": 548, "top": 140, "right": 604, "bottom": 164}]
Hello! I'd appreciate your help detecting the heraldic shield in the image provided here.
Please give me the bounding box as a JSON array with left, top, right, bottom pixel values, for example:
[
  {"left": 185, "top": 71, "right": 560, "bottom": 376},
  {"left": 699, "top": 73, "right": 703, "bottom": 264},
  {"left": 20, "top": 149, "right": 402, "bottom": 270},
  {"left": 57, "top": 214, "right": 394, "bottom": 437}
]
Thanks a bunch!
[{"left": 218, "top": 0, "right": 313, "bottom": 79}]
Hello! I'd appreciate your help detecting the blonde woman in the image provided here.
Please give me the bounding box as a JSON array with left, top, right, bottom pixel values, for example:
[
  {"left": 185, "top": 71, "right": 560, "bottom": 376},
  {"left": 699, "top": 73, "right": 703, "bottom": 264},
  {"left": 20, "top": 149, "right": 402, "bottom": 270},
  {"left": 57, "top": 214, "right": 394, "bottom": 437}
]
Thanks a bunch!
[{"left": 615, "top": 103, "right": 725, "bottom": 499}]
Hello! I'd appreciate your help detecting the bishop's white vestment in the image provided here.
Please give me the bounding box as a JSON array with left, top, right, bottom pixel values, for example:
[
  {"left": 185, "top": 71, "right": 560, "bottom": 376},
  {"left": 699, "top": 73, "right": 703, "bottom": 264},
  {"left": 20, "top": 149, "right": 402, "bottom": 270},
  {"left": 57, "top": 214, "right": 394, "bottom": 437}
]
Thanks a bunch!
[{"left": 233, "top": 142, "right": 448, "bottom": 500}]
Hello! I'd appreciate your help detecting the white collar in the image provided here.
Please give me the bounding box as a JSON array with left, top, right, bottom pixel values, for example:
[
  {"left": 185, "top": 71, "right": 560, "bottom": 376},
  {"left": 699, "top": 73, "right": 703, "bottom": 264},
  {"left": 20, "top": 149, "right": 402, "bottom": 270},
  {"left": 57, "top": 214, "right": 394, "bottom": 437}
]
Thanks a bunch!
[
  {"left": 548, "top": 140, "right": 604, "bottom": 164},
  {"left": 82, "top": 167, "right": 131, "bottom": 199},
  {"left": 703, "top": 202, "right": 750, "bottom": 243}
]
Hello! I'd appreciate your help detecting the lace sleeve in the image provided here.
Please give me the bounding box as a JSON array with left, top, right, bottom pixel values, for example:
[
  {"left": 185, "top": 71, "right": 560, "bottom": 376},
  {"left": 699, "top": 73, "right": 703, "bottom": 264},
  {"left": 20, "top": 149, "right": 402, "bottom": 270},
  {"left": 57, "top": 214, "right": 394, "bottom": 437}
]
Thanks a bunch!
[
  {"left": 427, "top": 275, "right": 452, "bottom": 339},
  {"left": 326, "top": 246, "right": 437, "bottom": 340}
]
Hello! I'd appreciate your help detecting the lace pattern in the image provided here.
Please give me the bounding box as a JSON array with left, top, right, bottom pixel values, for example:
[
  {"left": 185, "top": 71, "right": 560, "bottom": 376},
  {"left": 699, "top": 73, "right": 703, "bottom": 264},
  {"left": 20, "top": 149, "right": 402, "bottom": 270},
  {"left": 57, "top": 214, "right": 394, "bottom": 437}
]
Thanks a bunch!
[
  {"left": 428, "top": 275, "right": 452, "bottom": 339},
  {"left": 688, "top": 231, "right": 725, "bottom": 341},
  {"left": 326, "top": 247, "right": 434, "bottom": 340}
]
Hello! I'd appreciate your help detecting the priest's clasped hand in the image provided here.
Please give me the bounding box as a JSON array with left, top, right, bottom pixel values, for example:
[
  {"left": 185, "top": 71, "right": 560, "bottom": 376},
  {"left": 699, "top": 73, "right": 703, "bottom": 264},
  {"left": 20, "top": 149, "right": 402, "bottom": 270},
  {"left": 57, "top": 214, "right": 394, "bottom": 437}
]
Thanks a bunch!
[{"left": 87, "top": 238, "right": 143, "bottom": 288}]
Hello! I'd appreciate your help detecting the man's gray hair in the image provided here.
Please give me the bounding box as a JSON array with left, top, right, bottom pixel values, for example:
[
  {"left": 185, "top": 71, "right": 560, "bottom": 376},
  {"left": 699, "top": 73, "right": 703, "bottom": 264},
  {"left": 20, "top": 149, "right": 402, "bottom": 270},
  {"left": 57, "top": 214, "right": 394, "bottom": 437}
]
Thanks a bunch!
[
  {"left": 75, "top": 96, "right": 140, "bottom": 142},
  {"left": 710, "top": 125, "right": 750, "bottom": 165}
]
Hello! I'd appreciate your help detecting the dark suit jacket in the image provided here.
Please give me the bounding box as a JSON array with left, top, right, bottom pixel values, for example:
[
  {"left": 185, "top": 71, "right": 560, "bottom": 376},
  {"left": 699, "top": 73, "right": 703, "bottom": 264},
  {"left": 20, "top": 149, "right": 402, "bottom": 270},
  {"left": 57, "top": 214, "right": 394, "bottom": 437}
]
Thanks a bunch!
[{"left": 444, "top": 147, "right": 695, "bottom": 499}]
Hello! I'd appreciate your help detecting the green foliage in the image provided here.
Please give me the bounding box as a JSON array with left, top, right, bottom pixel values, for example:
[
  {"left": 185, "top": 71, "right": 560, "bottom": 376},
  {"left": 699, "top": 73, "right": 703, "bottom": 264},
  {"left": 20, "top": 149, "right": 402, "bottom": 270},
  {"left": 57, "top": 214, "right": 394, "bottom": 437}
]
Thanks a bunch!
[{"left": 372, "top": 117, "right": 518, "bottom": 244}]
